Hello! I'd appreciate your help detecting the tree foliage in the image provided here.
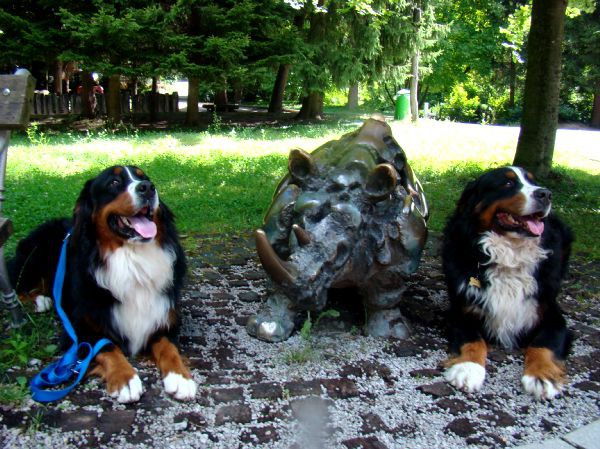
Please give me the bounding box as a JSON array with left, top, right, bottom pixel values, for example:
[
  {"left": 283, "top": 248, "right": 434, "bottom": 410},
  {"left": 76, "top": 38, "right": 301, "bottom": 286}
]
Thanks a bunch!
[
  {"left": 562, "top": 1, "right": 600, "bottom": 125},
  {"left": 0, "top": 0, "right": 71, "bottom": 70},
  {"left": 0, "top": 0, "right": 597, "bottom": 129}
]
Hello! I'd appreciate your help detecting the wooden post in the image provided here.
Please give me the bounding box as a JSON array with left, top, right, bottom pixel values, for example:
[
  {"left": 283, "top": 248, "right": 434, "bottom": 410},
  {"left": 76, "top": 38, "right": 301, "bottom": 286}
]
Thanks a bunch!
[
  {"left": 121, "top": 91, "right": 131, "bottom": 114},
  {"left": 172, "top": 92, "right": 179, "bottom": 112},
  {"left": 0, "top": 71, "right": 36, "bottom": 327}
]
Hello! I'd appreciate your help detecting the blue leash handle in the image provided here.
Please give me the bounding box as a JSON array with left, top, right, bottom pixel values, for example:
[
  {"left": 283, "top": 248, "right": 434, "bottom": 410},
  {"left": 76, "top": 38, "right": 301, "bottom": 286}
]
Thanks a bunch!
[{"left": 30, "top": 231, "right": 112, "bottom": 402}]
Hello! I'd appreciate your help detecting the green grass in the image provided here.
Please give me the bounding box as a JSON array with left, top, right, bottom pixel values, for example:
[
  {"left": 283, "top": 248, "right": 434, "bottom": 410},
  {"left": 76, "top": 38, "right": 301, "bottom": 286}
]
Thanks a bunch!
[
  {"left": 6, "top": 119, "right": 598, "bottom": 257},
  {"left": 5, "top": 122, "right": 362, "bottom": 254},
  {"left": 0, "top": 305, "right": 58, "bottom": 404},
  {"left": 0, "top": 118, "right": 598, "bottom": 403}
]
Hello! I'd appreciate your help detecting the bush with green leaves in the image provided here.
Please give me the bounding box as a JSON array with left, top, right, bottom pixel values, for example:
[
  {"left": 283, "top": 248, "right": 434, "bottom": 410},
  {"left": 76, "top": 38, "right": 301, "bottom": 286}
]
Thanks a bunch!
[
  {"left": 559, "top": 88, "right": 594, "bottom": 123},
  {"left": 436, "top": 84, "right": 481, "bottom": 122}
]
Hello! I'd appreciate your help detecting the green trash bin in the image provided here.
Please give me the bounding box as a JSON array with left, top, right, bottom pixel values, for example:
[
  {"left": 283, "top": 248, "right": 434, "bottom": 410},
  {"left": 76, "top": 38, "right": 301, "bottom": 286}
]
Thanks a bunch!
[{"left": 394, "top": 89, "right": 410, "bottom": 120}]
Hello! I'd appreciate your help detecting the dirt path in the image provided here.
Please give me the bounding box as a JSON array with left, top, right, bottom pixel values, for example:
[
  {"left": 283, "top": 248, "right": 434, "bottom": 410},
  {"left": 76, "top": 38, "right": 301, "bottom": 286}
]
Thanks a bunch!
[{"left": 1, "top": 232, "right": 598, "bottom": 448}]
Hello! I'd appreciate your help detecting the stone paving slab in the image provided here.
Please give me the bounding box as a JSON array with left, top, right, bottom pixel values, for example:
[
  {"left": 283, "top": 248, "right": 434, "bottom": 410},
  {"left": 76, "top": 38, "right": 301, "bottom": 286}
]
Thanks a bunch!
[
  {"left": 512, "top": 419, "right": 600, "bottom": 449},
  {"left": 1, "top": 232, "right": 599, "bottom": 448},
  {"left": 513, "top": 438, "right": 578, "bottom": 449},
  {"left": 563, "top": 420, "right": 600, "bottom": 449}
]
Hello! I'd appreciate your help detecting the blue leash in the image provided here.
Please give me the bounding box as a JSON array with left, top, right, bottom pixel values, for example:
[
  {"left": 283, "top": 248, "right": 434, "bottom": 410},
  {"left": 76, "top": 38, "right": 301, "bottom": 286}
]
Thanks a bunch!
[{"left": 30, "top": 231, "right": 112, "bottom": 402}]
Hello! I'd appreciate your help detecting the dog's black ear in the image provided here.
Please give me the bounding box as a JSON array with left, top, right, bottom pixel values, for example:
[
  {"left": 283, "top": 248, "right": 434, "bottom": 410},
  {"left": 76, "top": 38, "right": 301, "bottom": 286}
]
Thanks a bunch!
[
  {"left": 157, "top": 199, "right": 187, "bottom": 286},
  {"left": 72, "top": 179, "right": 94, "bottom": 242},
  {"left": 157, "top": 200, "right": 178, "bottom": 243},
  {"left": 456, "top": 179, "right": 479, "bottom": 214}
]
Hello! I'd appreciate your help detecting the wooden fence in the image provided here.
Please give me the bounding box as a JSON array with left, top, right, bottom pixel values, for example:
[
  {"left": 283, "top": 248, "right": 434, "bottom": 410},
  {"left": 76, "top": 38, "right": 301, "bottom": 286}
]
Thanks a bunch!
[{"left": 31, "top": 92, "right": 180, "bottom": 116}]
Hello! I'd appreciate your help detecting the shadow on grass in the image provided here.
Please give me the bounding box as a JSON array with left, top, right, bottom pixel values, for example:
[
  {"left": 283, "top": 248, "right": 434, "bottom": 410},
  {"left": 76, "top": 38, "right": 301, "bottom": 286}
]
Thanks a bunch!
[
  {"left": 168, "top": 121, "right": 364, "bottom": 148},
  {"left": 4, "top": 153, "right": 287, "bottom": 255},
  {"left": 4, "top": 156, "right": 598, "bottom": 259}
]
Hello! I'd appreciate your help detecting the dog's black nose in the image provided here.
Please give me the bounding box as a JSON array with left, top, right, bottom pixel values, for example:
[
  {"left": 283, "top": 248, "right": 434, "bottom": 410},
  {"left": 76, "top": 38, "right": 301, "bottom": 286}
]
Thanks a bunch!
[
  {"left": 136, "top": 181, "right": 156, "bottom": 198},
  {"left": 534, "top": 188, "right": 552, "bottom": 204}
]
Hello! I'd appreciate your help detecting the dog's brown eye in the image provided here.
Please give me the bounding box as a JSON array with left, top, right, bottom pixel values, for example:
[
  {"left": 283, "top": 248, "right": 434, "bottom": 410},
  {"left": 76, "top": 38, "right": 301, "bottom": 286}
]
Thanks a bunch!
[
  {"left": 110, "top": 179, "right": 121, "bottom": 187},
  {"left": 504, "top": 180, "right": 514, "bottom": 188}
]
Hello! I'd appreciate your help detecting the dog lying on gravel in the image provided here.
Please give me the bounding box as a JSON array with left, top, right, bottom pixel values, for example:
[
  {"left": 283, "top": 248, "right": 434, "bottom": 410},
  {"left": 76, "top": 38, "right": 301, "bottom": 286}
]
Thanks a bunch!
[
  {"left": 10, "top": 165, "right": 196, "bottom": 403},
  {"left": 441, "top": 166, "right": 573, "bottom": 400}
]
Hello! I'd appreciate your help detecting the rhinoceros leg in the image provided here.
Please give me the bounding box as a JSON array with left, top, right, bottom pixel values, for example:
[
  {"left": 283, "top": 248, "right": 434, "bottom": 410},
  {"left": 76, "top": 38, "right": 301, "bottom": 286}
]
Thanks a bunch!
[
  {"left": 365, "top": 308, "right": 411, "bottom": 339},
  {"left": 246, "top": 292, "right": 298, "bottom": 342},
  {"left": 363, "top": 281, "right": 411, "bottom": 339}
]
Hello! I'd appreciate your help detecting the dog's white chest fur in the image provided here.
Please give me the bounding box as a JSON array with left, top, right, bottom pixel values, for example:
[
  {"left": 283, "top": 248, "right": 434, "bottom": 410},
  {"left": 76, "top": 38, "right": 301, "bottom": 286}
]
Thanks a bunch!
[
  {"left": 463, "top": 232, "right": 549, "bottom": 348},
  {"left": 95, "top": 242, "right": 176, "bottom": 355}
]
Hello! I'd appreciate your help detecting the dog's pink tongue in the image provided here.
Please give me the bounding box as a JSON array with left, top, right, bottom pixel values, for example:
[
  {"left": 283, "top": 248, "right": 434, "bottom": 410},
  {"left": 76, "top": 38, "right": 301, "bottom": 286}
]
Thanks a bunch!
[
  {"left": 525, "top": 218, "right": 544, "bottom": 236},
  {"left": 129, "top": 215, "right": 157, "bottom": 239}
]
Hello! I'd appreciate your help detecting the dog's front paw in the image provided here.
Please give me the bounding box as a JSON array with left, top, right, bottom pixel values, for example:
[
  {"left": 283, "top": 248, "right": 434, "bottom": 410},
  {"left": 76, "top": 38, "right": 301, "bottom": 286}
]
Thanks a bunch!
[
  {"left": 521, "top": 375, "right": 563, "bottom": 400},
  {"left": 163, "top": 372, "right": 197, "bottom": 401},
  {"left": 445, "top": 362, "right": 486, "bottom": 393},
  {"left": 110, "top": 374, "right": 144, "bottom": 403},
  {"left": 35, "top": 295, "right": 53, "bottom": 312}
]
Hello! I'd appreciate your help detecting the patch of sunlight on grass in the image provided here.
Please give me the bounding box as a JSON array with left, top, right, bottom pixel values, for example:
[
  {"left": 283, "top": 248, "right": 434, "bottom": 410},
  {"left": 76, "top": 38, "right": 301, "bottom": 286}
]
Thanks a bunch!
[
  {"left": 390, "top": 120, "right": 519, "bottom": 172},
  {"left": 389, "top": 120, "right": 600, "bottom": 175},
  {"left": 171, "top": 133, "right": 337, "bottom": 158},
  {"left": 554, "top": 129, "right": 600, "bottom": 175},
  {"left": 5, "top": 120, "right": 598, "bottom": 258}
]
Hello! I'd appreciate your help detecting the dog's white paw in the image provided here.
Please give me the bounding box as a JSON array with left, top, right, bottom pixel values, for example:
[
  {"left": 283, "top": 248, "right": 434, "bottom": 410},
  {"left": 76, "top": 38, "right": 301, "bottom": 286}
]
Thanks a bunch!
[
  {"left": 34, "top": 295, "right": 53, "bottom": 312},
  {"left": 445, "top": 362, "right": 486, "bottom": 393},
  {"left": 163, "top": 372, "right": 197, "bottom": 401},
  {"left": 111, "top": 374, "right": 144, "bottom": 403},
  {"left": 521, "top": 374, "right": 562, "bottom": 400}
]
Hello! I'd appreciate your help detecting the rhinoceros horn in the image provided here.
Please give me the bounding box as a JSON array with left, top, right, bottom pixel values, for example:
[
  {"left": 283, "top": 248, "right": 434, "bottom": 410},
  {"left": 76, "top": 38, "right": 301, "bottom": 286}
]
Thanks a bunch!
[
  {"left": 292, "top": 223, "right": 311, "bottom": 246},
  {"left": 354, "top": 117, "right": 390, "bottom": 151},
  {"left": 366, "top": 163, "right": 397, "bottom": 202},
  {"left": 255, "top": 229, "right": 296, "bottom": 284},
  {"left": 288, "top": 148, "right": 315, "bottom": 182}
]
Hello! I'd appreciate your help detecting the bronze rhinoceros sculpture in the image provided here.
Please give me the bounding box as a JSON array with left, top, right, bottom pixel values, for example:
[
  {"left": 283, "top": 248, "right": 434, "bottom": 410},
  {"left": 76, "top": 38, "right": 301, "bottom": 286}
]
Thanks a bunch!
[{"left": 247, "top": 117, "right": 428, "bottom": 342}]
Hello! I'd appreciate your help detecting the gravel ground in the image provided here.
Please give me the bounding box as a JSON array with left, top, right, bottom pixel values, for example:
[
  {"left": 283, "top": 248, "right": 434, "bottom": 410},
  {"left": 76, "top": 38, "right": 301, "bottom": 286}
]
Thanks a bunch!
[{"left": 1, "top": 232, "right": 599, "bottom": 449}]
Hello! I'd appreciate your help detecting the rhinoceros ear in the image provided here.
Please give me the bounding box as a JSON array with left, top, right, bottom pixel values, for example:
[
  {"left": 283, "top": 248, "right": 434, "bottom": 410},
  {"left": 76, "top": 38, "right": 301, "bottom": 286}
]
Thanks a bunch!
[
  {"left": 288, "top": 148, "right": 315, "bottom": 182},
  {"left": 366, "top": 163, "right": 397, "bottom": 201}
]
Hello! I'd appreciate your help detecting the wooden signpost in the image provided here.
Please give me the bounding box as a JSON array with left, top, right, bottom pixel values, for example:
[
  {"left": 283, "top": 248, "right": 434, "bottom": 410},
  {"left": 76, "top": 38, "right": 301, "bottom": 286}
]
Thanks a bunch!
[{"left": 0, "top": 71, "right": 36, "bottom": 327}]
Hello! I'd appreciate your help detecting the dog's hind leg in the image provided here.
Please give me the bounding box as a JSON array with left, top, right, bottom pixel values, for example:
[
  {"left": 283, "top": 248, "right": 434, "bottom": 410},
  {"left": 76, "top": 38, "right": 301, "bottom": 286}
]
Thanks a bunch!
[
  {"left": 150, "top": 336, "right": 197, "bottom": 401},
  {"left": 90, "top": 346, "right": 143, "bottom": 403}
]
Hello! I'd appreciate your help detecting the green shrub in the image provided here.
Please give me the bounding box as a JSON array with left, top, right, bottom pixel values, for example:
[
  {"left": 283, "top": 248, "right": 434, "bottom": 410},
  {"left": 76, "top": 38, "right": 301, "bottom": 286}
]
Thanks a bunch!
[
  {"left": 558, "top": 88, "right": 593, "bottom": 123},
  {"left": 496, "top": 105, "right": 522, "bottom": 124},
  {"left": 323, "top": 87, "right": 349, "bottom": 106},
  {"left": 437, "top": 84, "right": 481, "bottom": 122}
]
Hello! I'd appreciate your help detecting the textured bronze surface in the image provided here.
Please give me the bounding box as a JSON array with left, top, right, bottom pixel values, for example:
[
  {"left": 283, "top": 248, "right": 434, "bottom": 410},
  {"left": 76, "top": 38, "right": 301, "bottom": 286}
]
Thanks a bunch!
[{"left": 247, "top": 117, "right": 429, "bottom": 342}]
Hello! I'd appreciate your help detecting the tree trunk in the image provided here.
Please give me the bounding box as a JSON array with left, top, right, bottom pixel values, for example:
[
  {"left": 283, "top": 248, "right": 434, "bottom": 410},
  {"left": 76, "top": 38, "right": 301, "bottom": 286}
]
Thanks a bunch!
[
  {"left": 297, "top": 92, "right": 323, "bottom": 120},
  {"left": 131, "top": 76, "right": 138, "bottom": 96},
  {"left": 347, "top": 83, "right": 359, "bottom": 110},
  {"left": 81, "top": 70, "right": 95, "bottom": 119},
  {"left": 233, "top": 85, "right": 242, "bottom": 104},
  {"left": 150, "top": 76, "right": 159, "bottom": 123},
  {"left": 513, "top": 0, "right": 567, "bottom": 177},
  {"left": 297, "top": 0, "right": 326, "bottom": 120},
  {"left": 268, "top": 64, "right": 290, "bottom": 113},
  {"left": 592, "top": 88, "right": 600, "bottom": 129},
  {"left": 186, "top": 77, "right": 200, "bottom": 125},
  {"left": 54, "top": 60, "right": 63, "bottom": 95},
  {"left": 215, "top": 89, "right": 228, "bottom": 112},
  {"left": 107, "top": 74, "right": 121, "bottom": 123},
  {"left": 410, "top": 50, "right": 419, "bottom": 122}
]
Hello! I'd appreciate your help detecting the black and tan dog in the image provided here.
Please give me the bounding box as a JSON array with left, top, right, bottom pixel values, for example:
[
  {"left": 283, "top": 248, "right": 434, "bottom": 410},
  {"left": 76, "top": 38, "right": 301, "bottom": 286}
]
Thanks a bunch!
[
  {"left": 10, "top": 165, "right": 196, "bottom": 403},
  {"left": 441, "top": 166, "right": 572, "bottom": 400}
]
